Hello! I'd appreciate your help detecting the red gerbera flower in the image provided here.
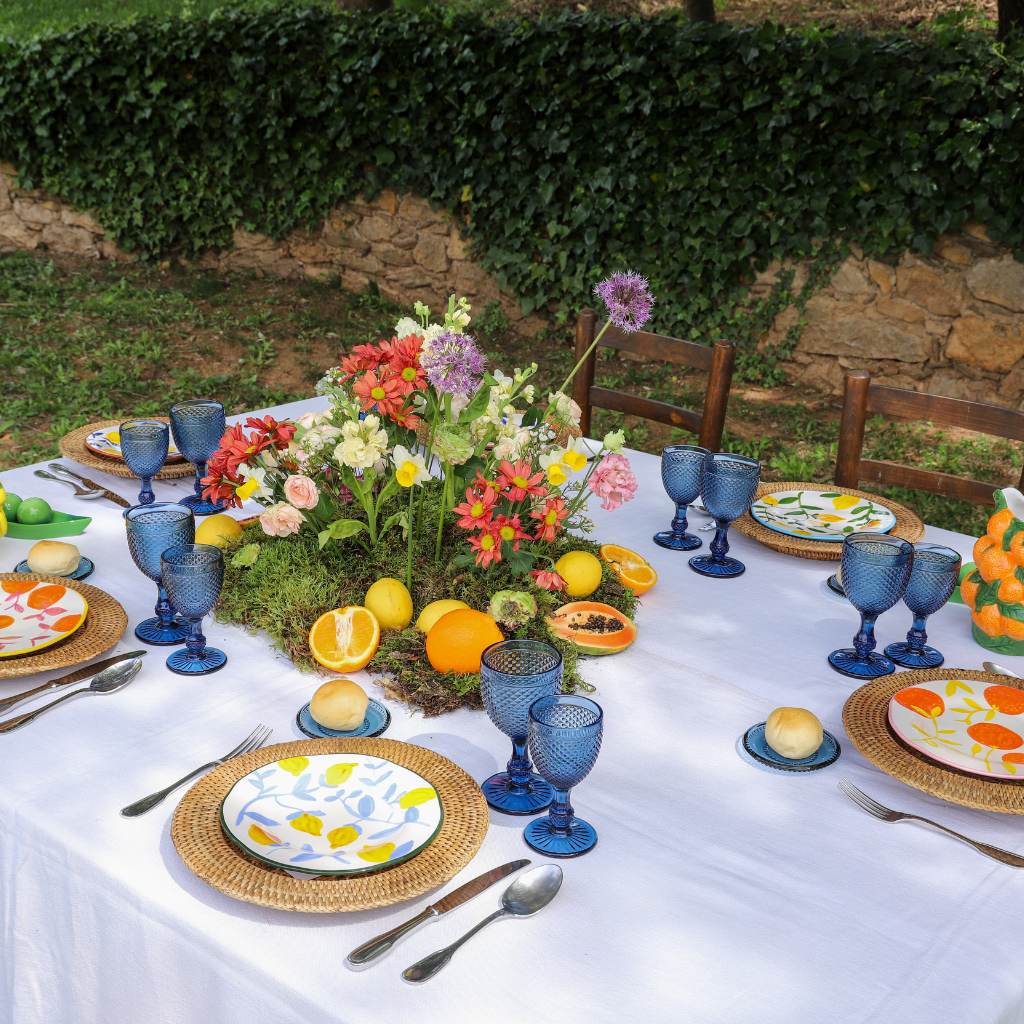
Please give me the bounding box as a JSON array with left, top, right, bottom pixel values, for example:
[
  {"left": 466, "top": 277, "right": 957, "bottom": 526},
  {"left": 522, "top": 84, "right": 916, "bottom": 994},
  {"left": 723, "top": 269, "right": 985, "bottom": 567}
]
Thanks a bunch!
[
  {"left": 338, "top": 341, "right": 387, "bottom": 381},
  {"left": 530, "top": 496, "right": 569, "bottom": 543},
  {"left": 245, "top": 415, "right": 296, "bottom": 448},
  {"left": 453, "top": 485, "right": 498, "bottom": 529},
  {"left": 494, "top": 513, "right": 530, "bottom": 551},
  {"left": 469, "top": 524, "right": 503, "bottom": 569},
  {"left": 215, "top": 424, "right": 271, "bottom": 475},
  {"left": 382, "top": 334, "right": 427, "bottom": 391},
  {"left": 201, "top": 469, "right": 243, "bottom": 510},
  {"left": 353, "top": 368, "right": 407, "bottom": 420},
  {"left": 530, "top": 568, "right": 566, "bottom": 592},
  {"left": 496, "top": 459, "right": 546, "bottom": 502}
]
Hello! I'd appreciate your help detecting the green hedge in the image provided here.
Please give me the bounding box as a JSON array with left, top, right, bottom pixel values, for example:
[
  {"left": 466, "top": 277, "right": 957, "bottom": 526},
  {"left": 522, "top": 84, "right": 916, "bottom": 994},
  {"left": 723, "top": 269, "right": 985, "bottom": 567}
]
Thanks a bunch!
[{"left": 0, "top": 7, "right": 1022, "bottom": 339}]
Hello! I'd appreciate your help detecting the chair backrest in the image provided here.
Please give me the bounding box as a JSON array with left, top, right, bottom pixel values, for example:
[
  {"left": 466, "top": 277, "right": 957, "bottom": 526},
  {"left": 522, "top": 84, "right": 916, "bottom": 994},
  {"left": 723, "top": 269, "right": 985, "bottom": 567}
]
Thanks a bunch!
[
  {"left": 570, "top": 308, "right": 736, "bottom": 451},
  {"left": 834, "top": 368, "right": 1024, "bottom": 505}
]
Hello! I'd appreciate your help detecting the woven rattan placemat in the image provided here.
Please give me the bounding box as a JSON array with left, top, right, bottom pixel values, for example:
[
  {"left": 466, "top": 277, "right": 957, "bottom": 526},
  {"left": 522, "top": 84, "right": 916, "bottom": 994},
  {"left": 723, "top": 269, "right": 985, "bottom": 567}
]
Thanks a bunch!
[
  {"left": 733, "top": 481, "right": 925, "bottom": 562},
  {"left": 59, "top": 419, "right": 194, "bottom": 481},
  {"left": 172, "top": 737, "right": 490, "bottom": 912},
  {"left": 0, "top": 574, "right": 128, "bottom": 679},
  {"left": 843, "top": 667, "right": 1024, "bottom": 815}
]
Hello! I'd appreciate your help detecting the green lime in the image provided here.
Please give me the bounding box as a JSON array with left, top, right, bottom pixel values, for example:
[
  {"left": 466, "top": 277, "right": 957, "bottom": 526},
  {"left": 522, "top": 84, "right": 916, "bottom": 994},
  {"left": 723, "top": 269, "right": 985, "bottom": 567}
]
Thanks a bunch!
[
  {"left": 16, "top": 497, "right": 53, "bottom": 525},
  {"left": 2, "top": 492, "right": 22, "bottom": 519}
]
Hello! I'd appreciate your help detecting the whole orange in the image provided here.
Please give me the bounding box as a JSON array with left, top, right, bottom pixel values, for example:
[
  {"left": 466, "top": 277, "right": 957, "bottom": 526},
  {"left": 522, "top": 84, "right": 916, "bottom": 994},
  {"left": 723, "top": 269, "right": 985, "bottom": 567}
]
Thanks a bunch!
[{"left": 425, "top": 609, "right": 504, "bottom": 674}]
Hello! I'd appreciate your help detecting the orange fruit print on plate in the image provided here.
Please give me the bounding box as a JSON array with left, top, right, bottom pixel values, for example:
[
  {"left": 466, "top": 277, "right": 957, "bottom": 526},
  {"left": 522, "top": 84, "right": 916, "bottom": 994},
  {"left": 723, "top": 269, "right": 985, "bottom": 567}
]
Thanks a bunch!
[
  {"left": 887, "top": 677, "right": 1024, "bottom": 779},
  {"left": 0, "top": 580, "right": 88, "bottom": 658}
]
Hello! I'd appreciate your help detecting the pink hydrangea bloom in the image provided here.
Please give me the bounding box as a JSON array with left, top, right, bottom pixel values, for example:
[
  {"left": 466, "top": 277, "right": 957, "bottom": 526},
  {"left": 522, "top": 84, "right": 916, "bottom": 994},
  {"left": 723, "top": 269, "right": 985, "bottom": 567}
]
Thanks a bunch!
[
  {"left": 259, "top": 502, "right": 305, "bottom": 537},
  {"left": 283, "top": 474, "right": 319, "bottom": 510},
  {"left": 589, "top": 453, "right": 638, "bottom": 511}
]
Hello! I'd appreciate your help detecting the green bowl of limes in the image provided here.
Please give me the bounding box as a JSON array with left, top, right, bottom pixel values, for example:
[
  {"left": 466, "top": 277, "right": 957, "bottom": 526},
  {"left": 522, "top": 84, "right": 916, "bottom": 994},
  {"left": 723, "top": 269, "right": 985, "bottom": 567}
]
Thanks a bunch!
[{"left": 3, "top": 494, "right": 91, "bottom": 539}]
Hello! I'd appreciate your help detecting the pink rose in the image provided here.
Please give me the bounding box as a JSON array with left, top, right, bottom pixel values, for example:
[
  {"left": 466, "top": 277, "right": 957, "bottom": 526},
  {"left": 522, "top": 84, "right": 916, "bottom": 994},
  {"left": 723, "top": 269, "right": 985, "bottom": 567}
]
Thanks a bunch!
[
  {"left": 589, "top": 453, "right": 638, "bottom": 512},
  {"left": 284, "top": 474, "right": 319, "bottom": 510},
  {"left": 259, "top": 502, "right": 305, "bottom": 537}
]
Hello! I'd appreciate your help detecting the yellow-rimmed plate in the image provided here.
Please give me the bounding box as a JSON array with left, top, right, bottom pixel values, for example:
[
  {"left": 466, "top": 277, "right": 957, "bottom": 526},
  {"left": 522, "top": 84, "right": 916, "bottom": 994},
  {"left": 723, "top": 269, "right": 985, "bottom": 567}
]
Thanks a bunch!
[
  {"left": 0, "top": 579, "right": 88, "bottom": 658},
  {"left": 85, "top": 428, "right": 183, "bottom": 462},
  {"left": 750, "top": 488, "right": 897, "bottom": 542}
]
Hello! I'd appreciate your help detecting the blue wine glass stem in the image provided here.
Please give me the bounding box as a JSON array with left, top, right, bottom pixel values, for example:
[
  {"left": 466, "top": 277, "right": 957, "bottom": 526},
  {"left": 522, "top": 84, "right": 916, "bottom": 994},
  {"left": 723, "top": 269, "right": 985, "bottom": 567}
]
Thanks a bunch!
[
  {"left": 710, "top": 522, "right": 730, "bottom": 563},
  {"left": 139, "top": 476, "right": 155, "bottom": 506},
  {"left": 507, "top": 738, "right": 533, "bottom": 787},
  {"left": 906, "top": 615, "right": 928, "bottom": 653},
  {"left": 671, "top": 503, "right": 689, "bottom": 536},
  {"left": 547, "top": 788, "right": 575, "bottom": 833},
  {"left": 192, "top": 461, "right": 207, "bottom": 498},
  {"left": 155, "top": 585, "right": 177, "bottom": 629},
  {"left": 853, "top": 613, "right": 878, "bottom": 660},
  {"left": 185, "top": 618, "right": 206, "bottom": 659}
]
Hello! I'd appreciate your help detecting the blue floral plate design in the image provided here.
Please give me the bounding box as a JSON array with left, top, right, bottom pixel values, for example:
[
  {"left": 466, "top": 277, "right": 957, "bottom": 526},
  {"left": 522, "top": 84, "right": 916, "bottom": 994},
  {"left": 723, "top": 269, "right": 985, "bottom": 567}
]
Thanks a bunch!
[
  {"left": 750, "top": 489, "right": 896, "bottom": 542},
  {"left": 295, "top": 699, "right": 390, "bottom": 739},
  {"left": 220, "top": 752, "right": 443, "bottom": 876},
  {"left": 742, "top": 722, "right": 841, "bottom": 773},
  {"left": 14, "top": 557, "right": 94, "bottom": 582}
]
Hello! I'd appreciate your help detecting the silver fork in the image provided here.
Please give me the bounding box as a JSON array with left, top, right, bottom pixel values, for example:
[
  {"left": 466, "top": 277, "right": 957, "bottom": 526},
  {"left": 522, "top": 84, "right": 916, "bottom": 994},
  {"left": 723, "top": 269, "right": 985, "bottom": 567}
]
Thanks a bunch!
[
  {"left": 838, "top": 779, "right": 1024, "bottom": 867},
  {"left": 120, "top": 725, "right": 272, "bottom": 817},
  {"left": 33, "top": 469, "right": 105, "bottom": 499}
]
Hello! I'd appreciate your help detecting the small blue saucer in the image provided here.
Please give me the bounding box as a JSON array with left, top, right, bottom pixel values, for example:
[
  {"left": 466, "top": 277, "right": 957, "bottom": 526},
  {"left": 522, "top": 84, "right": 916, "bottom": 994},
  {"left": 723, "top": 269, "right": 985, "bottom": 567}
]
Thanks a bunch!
[
  {"left": 14, "top": 556, "right": 94, "bottom": 582},
  {"left": 296, "top": 698, "right": 391, "bottom": 739},
  {"left": 742, "top": 722, "right": 841, "bottom": 773}
]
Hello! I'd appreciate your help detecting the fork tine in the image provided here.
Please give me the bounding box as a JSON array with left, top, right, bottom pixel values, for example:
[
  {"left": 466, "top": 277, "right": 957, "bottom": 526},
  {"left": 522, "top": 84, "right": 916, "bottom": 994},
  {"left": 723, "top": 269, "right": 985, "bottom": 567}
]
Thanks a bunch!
[
  {"left": 838, "top": 779, "right": 886, "bottom": 819},
  {"left": 236, "top": 725, "right": 272, "bottom": 759},
  {"left": 221, "top": 725, "right": 263, "bottom": 762},
  {"left": 844, "top": 781, "right": 891, "bottom": 816}
]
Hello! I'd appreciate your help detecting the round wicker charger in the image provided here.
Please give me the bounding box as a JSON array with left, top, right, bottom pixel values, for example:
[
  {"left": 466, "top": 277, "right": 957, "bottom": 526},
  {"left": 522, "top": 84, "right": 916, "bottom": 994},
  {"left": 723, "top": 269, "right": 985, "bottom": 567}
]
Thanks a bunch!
[
  {"left": 59, "top": 419, "right": 194, "bottom": 481},
  {"left": 843, "top": 667, "right": 1024, "bottom": 815},
  {"left": 172, "top": 737, "right": 490, "bottom": 912},
  {"left": 733, "top": 481, "right": 925, "bottom": 561},
  {"left": 0, "top": 574, "right": 128, "bottom": 679}
]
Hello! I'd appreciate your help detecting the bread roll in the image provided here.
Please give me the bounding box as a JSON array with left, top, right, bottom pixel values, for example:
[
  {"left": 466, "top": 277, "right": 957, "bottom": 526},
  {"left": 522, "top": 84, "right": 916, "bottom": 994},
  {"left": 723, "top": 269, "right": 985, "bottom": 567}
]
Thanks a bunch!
[
  {"left": 26, "top": 540, "right": 81, "bottom": 577},
  {"left": 310, "top": 678, "right": 369, "bottom": 731},
  {"left": 765, "top": 707, "right": 823, "bottom": 760}
]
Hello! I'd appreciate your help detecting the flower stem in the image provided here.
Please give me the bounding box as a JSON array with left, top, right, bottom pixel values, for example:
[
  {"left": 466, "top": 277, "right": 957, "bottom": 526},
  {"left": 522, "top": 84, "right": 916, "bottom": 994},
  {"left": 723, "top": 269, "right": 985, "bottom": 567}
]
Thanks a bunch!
[
  {"left": 556, "top": 319, "right": 611, "bottom": 396},
  {"left": 434, "top": 467, "right": 450, "bottom": 563},
  {"left": 405, "top": 484, "right": 415, "bottom": 592}
]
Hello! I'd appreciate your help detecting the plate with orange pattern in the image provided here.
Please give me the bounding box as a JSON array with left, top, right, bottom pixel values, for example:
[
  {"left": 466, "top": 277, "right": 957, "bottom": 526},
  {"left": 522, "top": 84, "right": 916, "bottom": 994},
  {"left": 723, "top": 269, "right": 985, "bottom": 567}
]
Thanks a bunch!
[
  {"left": 887, "top": 678, "right": 1024, "bottom": 779},
  {"left": 0, "top": 580, "right": 89, "bottom": 658}
]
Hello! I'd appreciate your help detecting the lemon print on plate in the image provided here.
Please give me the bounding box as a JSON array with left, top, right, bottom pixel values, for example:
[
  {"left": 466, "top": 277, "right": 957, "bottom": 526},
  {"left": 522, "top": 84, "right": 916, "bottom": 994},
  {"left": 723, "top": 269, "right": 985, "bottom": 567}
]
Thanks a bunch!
[
  {"left": 220, "top": 753, "right": 443, "bottom": 876},
  {"left": 749, "top": 489, "right": 897, "bottom": 543}
]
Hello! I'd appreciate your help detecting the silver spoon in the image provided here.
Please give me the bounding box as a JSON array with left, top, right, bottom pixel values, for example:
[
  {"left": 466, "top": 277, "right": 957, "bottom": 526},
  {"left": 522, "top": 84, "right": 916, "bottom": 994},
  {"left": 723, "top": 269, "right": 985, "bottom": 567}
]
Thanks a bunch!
[
  {"left": 984, "top": 661, "right": 1020, "bottom": 678},
  {"left": 402, "top": 864, "right": 563, "bottom": 983},
  {"left": 33, "top": 469, "right": 105, "bottom": 500},
  {"left": 0, "top": 659, "right": 142, "bottom": 733}
]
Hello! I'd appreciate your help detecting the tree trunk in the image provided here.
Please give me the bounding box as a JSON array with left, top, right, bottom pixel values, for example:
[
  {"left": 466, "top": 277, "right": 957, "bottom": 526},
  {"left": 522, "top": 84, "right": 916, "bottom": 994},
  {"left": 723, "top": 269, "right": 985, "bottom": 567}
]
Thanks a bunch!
[
  {"left": 685, "top": 0, "right": 717, "bottom": 22},
  {"left": 998, "top": 0, "right": 1024, "bottom": 39}
]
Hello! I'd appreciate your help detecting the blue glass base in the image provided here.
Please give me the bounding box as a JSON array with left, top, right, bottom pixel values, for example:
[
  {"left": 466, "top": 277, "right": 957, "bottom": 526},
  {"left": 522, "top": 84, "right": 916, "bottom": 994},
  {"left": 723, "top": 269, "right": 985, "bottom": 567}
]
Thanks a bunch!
[
  {"left": 884, "top": 642, "right": 944, "bottom": 669},
  {"left": 482, "top": 772, "right": 553, "bottom": 815},
  {"left": 742, "top": 722, "right": 841, "bottom": 773},
  {"left": 135, "top": 616, "right": 191, "bottom": 646},
  {"left": 826, "top": 573, "right": 845, "bottom": 597},
  {"left": 523, "top": 815, "right": 597, "bottom": 857},
  {"left": 653, "top": 530, "right": 702, "bottom": 551},
  {"left": 15, "top": 557, "right": 94, "bottom": 582},
  {"left": 828, "top": 648, "right": 895, "bottom": 679},
  {"left": 166, "top": 646, "right": 227, "bottom": 675},
  {"left": 689, "top": 554, "right": 745, "bottom": 578},
  {"left": 179, "top": 493, "right": 224, "bottom": 517},
  {"left": 296, "top": 699, "right": 390, "bottom": 739}
]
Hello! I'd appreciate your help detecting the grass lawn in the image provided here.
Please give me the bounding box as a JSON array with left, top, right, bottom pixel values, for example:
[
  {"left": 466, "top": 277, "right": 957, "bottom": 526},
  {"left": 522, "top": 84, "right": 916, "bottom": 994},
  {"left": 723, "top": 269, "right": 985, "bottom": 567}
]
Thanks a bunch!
[{"left": 0, "top": 250, "right": 1015, "bottom": 538}]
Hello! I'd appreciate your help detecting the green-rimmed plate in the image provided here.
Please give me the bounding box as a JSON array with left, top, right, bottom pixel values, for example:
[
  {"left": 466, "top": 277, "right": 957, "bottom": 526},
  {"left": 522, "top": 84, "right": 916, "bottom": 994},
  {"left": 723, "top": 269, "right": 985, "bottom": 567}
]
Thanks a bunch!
[
  {"left": 750, "top": 488, "right": 896, "bottom": 542},
  {"left": 5, "top": 511, "right": 92, "bottom": 539},
  {"left": 220, "top": 752, "right": 443, "bottom": 876}
]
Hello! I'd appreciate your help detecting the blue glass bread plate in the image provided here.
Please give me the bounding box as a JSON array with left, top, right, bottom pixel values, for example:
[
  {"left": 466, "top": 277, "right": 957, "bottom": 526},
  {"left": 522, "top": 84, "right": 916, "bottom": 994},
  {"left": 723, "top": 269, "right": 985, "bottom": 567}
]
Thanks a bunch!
[
  {"left": 296, "top": 698, "right": 391, "bottom": 739},
  {"left": 742, "top": 722, "right": 841, "bottom": 773},
  {"left": 14, "top": 556, "right": 94, "bottom": 582}
]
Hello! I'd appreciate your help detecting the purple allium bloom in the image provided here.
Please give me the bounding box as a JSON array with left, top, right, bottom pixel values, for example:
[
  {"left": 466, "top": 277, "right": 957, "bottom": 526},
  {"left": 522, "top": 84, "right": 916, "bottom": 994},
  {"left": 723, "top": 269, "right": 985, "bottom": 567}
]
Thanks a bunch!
[
  {"left": 421, "top": 331, "right": 487, "bottom": 396},
  {"left": 594, "top": 270, "right": 655, "bottom": 333}
]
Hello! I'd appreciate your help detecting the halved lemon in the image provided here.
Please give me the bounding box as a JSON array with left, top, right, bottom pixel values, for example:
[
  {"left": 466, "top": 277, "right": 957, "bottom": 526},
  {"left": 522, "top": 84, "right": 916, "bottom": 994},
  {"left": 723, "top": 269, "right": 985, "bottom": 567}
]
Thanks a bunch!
[
  {"left": 599, "top": 543, "right": 658, "bottom": 595},
  {"left": 308, "top": 606, "right": 381, "bottom": 672}
]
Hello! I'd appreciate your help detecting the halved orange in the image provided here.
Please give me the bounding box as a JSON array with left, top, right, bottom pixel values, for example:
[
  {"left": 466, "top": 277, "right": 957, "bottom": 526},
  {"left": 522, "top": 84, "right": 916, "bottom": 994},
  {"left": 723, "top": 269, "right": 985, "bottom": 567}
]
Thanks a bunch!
[
  {"left": 599, "top": 544, "right": 658, "bottom": 595},
  {"left": 308, "top": 606, "right": 380, "bottom": 673}
]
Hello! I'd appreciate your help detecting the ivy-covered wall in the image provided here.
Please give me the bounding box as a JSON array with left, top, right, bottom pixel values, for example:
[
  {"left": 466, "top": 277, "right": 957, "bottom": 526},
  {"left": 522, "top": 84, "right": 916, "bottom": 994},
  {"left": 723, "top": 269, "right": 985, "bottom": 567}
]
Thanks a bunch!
[{"left": 0, "top": 8, "right": 1022, "bottom": 359}]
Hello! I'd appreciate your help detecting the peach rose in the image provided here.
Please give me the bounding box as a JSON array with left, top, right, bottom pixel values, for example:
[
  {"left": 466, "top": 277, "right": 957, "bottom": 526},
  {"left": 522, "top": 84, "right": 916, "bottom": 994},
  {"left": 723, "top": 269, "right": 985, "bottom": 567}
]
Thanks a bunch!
[
  {"left": 259, "top": 502, "right": 305, "bottom": 538},
  {"left": 284, "top": 474, "right": 319, "bottom": 510}
]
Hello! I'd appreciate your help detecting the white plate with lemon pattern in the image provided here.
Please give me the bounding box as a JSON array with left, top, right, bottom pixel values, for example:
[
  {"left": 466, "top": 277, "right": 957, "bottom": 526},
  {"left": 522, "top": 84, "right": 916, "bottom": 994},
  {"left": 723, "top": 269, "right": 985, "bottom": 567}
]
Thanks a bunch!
[
  {"left": 220, "top": 752, "right": 444, "bottom": 876},
  {"left": 84, "top": 428, "right": 183, "bottom": 462},
  {"left": 750, "top": 489, "right": 897, "bottom": 542}
]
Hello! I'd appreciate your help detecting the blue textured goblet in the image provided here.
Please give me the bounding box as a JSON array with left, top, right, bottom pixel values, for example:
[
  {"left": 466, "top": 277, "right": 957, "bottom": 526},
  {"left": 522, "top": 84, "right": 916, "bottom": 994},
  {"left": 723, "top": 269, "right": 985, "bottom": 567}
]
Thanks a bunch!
[
  {"left": 828, "top": 533, "right": 913, "bottom": 679},
  {"left": 653, "top": 444, "right": 709, "bottom": 551},
  {"left": 124, "top": 503, "right": 195, "bottom": 645},
  {"left": 170, "top": 399, "right": 226, "bottom": 516},
  {"left": 688, "top": 453, "right": 760, "bottom": 578},
  {"left": 524, "top": 695, "right": 603, "bottom": 858},
  {"left": 884, "top": 543, "right": 961, "bottom": 669},
  {"left": 480, "top": 640, "right": 562, "bottom": 815},
  {"left": 120, "top": 419, "right": 169, "bottom": 506},
  {"left": 160, "top": 543, "right": 227, "bottom": 675}
]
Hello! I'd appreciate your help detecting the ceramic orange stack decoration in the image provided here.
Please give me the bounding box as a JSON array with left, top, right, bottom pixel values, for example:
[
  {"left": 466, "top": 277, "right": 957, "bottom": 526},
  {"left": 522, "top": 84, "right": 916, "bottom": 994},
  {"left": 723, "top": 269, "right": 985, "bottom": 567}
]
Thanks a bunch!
[{"left": 962, "top": 487, "right": 1024, "bottom": 655}]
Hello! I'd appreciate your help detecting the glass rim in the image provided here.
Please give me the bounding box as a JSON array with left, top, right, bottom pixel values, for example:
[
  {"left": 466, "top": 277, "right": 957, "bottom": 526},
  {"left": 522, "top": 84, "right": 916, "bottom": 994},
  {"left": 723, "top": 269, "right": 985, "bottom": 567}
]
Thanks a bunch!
[
  {"left": 706, "top": 452, "right": 760, "bottom": 472},
  {"left": 662, "top": 444, "right": 710, "bottom": 457},
  {"left": 481, "top": 638, "right": 562, "bottom": 680},
  {"left": 528, "top": 693, "right": 603, "bottom": 727},
  {"left": 160, "top": 542, "right": 223, "bottom": 567},
  {"left": 170, "top": 398, "right": 224, "bottom": 413},
  {"left": 125, "top": 501, "right": 193, "bottom": 523},
  {"left": 120, "top": 418, "right": 168, "bottom": 432},
  {"left": 911, "top": 543, "right": 962, "bottom": 568}
]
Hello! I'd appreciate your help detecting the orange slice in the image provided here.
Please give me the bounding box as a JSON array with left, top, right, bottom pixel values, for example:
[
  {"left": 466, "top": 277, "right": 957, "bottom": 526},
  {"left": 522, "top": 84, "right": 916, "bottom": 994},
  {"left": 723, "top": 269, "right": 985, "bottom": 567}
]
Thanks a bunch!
[
  {"left": 308, "top": 606, "right": 380, "bottom": 673},
  {"left": 599, "top": 544, "right": 658, "bottom": 595}
]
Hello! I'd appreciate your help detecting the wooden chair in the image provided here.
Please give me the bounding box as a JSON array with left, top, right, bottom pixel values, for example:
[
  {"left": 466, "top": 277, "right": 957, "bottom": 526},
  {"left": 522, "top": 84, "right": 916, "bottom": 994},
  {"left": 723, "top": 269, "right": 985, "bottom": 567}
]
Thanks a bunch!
[
  {"left": 571, "top": 308, "right": 736, "bottom": 451},
  {"left": 835, "top": 368, "right": 1024, "bottom": 505}
]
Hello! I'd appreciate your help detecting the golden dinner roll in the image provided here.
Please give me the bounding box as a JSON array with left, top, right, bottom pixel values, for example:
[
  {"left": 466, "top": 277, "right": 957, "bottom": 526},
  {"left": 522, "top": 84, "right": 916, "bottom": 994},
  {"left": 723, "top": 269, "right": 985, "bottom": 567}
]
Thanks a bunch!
[
  {"left": 765, "top": 707, "right": 823, "bottom": 760},
  {"left": 26, "top": 540, "right": 81, "bottom": 577},
  {"left": 310, "top": 677, "right": 369, "bottom": 732}
]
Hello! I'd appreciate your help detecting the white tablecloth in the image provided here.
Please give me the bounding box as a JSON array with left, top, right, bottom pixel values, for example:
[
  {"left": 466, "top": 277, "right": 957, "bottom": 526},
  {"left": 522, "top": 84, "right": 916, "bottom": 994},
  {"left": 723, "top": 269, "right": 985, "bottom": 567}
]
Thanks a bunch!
[{"left": 3, "top": 396, "right": 1024, "bottom": 1024}]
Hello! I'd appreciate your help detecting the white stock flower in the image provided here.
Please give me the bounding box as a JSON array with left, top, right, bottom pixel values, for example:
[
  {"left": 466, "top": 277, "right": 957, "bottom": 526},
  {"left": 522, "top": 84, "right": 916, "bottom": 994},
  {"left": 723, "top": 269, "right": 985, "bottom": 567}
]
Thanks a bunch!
[
  {"left": 334, "top": 414, "right": 389, "bottom": 471},
  {"left": 393, "top": 316, "right": 422, "bottom": 340},
  {"left": 548, "top": 391, "right": 582, "bottom": 428}
]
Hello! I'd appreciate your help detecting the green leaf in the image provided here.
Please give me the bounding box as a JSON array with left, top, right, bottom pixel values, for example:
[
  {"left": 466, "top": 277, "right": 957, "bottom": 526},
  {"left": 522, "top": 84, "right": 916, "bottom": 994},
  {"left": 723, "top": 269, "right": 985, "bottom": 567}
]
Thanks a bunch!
[
  {"left": 230, "top": 542, "right": 261, "bottom": 568},
  {"left": 318, "top": 519, "right": 367, "bottom": 548}
]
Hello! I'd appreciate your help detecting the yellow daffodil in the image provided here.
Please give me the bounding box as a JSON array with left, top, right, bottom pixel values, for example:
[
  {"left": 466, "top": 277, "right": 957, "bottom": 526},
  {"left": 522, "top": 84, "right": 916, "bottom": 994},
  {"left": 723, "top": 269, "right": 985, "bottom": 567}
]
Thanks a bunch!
[
  {"left": 392, "top": 444, "right": 429, "bottom": 488},
  {"left": 547, "top": 462, "right": 568, "bottom": 486}
]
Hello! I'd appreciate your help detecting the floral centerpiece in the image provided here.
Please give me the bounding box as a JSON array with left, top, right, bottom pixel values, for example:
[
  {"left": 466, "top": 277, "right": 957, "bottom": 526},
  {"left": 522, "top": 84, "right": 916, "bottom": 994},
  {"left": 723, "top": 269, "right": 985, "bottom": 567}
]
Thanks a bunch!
[{"left": 210, "top": 274, "right": 654, "bottom": 713}]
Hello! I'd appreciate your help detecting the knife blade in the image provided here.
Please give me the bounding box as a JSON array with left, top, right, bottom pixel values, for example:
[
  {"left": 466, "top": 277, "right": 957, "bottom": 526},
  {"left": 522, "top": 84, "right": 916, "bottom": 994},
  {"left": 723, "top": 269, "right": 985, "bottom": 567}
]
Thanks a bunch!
[
  {"left": 0, "top": 650, "right": 147, "bottom": 715},
  {"left": 346, "top": 858, "right": 530, "bottom": 966},
  {"left": 46, "top": 464, "right": 132, "bottom": 509}
]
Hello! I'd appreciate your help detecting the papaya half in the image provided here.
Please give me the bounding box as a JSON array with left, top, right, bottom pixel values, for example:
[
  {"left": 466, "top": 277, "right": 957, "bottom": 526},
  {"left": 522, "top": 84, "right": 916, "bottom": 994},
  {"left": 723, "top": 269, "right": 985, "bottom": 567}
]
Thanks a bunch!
[{"left": 547, "top": 601, "right": 636, "bottom": 656}]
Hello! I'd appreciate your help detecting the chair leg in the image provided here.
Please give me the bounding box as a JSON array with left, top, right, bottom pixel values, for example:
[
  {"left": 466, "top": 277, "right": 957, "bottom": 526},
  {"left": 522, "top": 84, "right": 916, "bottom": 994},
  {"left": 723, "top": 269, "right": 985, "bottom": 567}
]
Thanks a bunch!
[
  {"left": 835, "top": 369, "right": 870, "bottom": 489},
  {"left": 573, "top": 308, "right": 597, "bottom": 438},
  {"left": 699, "top": 340, "right": 735, "bottom": 451}
]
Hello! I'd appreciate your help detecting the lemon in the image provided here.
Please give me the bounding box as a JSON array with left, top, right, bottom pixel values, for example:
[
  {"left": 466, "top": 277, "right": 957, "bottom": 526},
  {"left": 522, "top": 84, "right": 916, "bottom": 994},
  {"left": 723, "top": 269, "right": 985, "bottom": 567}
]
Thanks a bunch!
[
  {"left": 554, "top": 551, "right": 603, "bottom": 598},
  {"left": 364, "top": 577, "right": 414, "bottom": 630},
  {"left": 195, "top": 514, "right": 244, "bottom": 548},
  {"left": 415, "top": 598, "right": 470, "bottom": 634}
]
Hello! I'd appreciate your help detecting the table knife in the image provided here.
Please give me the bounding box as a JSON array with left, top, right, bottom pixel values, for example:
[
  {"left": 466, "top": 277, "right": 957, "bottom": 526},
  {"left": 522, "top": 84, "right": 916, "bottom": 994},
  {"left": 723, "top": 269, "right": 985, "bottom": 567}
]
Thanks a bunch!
[
  {"left": 0, "top": 650, "right": 146, "bottom": 715},
  {"left": 346, "top": 858, "right": 530, "bottom": 966},
  {"left": 46, "top": 463, "right": 131, "bottom": 508}
]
